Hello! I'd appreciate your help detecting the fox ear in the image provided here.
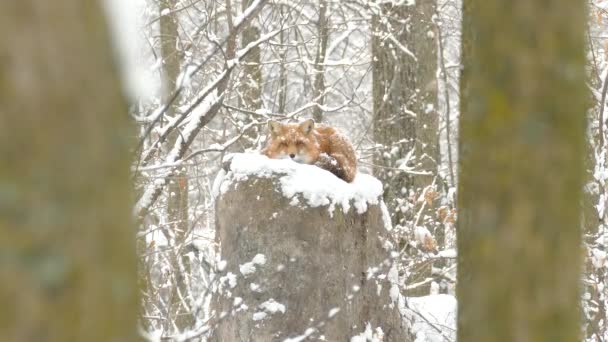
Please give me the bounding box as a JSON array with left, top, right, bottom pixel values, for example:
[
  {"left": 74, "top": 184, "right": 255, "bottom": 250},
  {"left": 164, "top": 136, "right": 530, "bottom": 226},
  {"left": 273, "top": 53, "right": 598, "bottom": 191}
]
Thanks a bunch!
[
  {"left": 299, "top": 119, "right": 315, "bottom": 135},
  {"left": 267, "top": 120, "right": 282, "bottom": 137}
]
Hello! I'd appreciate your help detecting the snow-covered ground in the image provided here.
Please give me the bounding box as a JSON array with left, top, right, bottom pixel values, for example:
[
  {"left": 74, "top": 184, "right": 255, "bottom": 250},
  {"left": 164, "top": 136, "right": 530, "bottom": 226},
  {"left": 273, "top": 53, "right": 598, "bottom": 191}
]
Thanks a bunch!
[{"left": 407, "top": 294, "right": 457, "bottom": 342}]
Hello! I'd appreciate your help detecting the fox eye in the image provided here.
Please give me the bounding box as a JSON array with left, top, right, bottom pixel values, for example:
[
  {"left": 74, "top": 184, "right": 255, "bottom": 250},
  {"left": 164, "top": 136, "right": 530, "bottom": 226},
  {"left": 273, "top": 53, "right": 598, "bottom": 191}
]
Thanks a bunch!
[
  {"left": 278, "top": 142, "right": 287, "bottom": 148},
  {"left": 296, "top": 140, "right": 304, "bottom": 147}
]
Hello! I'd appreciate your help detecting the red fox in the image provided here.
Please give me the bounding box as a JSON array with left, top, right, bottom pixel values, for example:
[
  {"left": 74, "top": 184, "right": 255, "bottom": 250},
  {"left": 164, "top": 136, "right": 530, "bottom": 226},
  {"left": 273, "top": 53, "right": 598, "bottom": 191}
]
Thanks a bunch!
[{"left": 262, "top": 119, "right": 357, "bottom": 182}]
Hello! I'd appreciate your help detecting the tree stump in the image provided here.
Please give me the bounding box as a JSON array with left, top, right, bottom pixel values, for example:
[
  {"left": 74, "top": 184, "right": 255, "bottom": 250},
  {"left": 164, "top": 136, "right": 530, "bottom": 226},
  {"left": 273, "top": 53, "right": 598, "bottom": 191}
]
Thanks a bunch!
[{"left": 210, "top": 153, "right": 409, "bottom": 341}]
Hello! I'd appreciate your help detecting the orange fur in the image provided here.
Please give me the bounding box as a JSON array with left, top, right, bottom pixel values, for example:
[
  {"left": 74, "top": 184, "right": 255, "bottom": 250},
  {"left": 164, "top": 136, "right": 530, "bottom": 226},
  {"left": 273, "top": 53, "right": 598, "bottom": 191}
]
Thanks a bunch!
[{"left": 262, "top": 119, "right": 357, "bottom": 182}]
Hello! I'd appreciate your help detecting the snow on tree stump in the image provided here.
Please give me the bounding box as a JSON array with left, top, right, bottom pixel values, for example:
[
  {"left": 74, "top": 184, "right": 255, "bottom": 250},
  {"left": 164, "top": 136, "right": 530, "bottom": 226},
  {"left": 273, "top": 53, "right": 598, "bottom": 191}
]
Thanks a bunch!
[{"left": 210, "top": 153, "right": 410, "bottom": 341}]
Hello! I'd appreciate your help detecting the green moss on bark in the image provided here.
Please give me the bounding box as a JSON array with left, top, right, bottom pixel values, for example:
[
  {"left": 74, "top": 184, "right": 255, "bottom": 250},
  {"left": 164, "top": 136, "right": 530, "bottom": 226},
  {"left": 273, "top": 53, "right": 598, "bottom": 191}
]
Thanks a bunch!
[
  {"left": 458, "top": 1, "right": 587, "bottom": 341},
  {"left": 0, "top": 2, "right": 138, "bottom": 340}
]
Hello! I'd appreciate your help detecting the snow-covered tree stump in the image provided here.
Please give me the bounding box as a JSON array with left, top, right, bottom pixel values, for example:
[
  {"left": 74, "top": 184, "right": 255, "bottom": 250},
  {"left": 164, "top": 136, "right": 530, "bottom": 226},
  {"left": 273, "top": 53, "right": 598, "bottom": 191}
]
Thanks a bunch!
[{"left": 210, "top": 153, "right": 409, "bottom": 341}]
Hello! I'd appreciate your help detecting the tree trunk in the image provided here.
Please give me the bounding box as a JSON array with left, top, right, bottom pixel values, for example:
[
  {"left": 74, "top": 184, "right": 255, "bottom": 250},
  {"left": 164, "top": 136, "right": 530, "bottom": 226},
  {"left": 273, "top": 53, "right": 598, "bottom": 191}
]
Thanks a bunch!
[
  {"left": 239, "top": 0, "right": 263, "bottom": 113},
  {"left": 0, "top": 1, "right": 138, "bottom": 341},
  {"left": 312, "top": 0, "right": 329, "bottom": 123},
  {"left": 159, "top": 0, "right": 188, "bottom": 240},
  {"left": 372, "top": 0, "right": 439, "bottom": 296},
  {"left": 211, "top": 158, "right": 409, "bottom": 341},
  {"left": 277, "top": 6, "right": 288, "bottom": 115},
  {"left": 408, "top": 1, "right": 440, "bottom": 297},
  {"left": 457, "top": 0, "right": 587, "bottom": 340},
  {"left": 159, "top": 0, "right": 193, "bottom": 331},
  {"left": 372, "top": 1, "right": 438, "bottom": 229},
  {"left": 236, "top": 0, "right": 264, "bottom": 150},
  {"left": 372, "top": 8, "right": 416, "bottom": 231}
]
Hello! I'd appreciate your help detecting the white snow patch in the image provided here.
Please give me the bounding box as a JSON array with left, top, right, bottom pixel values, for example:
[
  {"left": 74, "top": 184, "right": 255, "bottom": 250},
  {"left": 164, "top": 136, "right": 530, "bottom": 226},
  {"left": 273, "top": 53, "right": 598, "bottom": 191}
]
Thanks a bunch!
[
  {"left": 259, "top": 298, "right": 286, "bottom": 314},
  {"left": 220, "top": 153, "right": 383, "bottom": 216},
  {"left": 283, "top": 328, "right": 316, "bottom": 342},
  {"left": 591, "top": 248, "right": 607, "bottom": 269},
  {"left": 226, "top": 272, "right": 237, "bottom": 288},
  {"left": 407, "top": 294, "right": 457, "bottom": 342},
  {"left": 239, "top": 262, "right": 257, "bottom": 276},
  {"left": 414, "top": 226, "right": 433, "bottom": 247},
  {"left": 239, "top": 254, "right": 267, "bottom": 276},
  {"left": 388, "top": 263, "right": 400, "bottom": 307},
  {"left": 430, "top": 282, "right": 440, "bottom": 295},
  {"left": 328, "top": 307, "right": 341, "bottom": 318},
  {"left": 252, "top": 311, "right": 267, "bottom": 321},
  {"left": 380, "top": 201, "right": 393, "bottom": 231},
  {"left": 217, "top": 259, "right": 227, "bottom": 272},
  {"left": 252, "top": 254, "right": 267, "bottom": 265},
  {"left": 233, "top": 297, "right": 243, "bottom": 307},
  {"left": 436, "top": 249, "right": 457, "bottom": 258},
  {"left": 350, "top": 323, "right": 384, "bottom": 342},
  {"left": 290, "top": 196, "right": 301, "bottom": 206}
]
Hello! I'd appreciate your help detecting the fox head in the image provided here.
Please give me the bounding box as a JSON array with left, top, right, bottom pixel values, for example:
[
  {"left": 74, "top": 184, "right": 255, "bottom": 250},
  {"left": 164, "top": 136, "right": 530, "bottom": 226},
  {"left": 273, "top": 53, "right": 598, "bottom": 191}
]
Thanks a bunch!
[{"left": 264, "top": 119, "right": 320, "bottom": 164}]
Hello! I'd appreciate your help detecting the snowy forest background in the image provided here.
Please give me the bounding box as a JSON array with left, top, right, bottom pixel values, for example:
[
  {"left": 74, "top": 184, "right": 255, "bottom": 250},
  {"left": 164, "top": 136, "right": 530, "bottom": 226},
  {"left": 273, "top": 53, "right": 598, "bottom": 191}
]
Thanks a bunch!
[
  {"left": 123, "top": 0, "right": 608, "bottom": 340},
  {"left": 5, "top": 0, "right": 608, "bottom": 341}
]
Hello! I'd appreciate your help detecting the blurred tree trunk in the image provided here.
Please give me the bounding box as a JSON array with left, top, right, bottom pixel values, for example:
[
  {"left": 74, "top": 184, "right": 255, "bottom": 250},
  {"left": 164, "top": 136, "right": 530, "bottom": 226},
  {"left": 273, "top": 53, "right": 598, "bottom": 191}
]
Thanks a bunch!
[
  {"left": 159, "top": 0, "right": 193, "bottom": 331},
  {"left": 0, "top": 1, "right": 138, "bottom": 341},
  {"left": 458, "top": 0, "right": 587, "bottom": 340},
  {"left": 372, "top": 1, "right": 438, "bottom": 296}
]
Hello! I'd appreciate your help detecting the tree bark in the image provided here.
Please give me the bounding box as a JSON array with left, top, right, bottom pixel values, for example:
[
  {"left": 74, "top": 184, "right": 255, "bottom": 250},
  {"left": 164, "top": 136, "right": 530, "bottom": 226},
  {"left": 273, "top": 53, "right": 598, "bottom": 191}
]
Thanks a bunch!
[
  {"left": 211, "top": 174, "right": 409, "bottom": 341},
  {"left": 159, "top": 0, "right": 188, "bottom": 240},
  {"left": 239, "top": 0, "right": 263, "bottom": 113},
  {"left": 159, "top": 0, "right": 193, "bottom": 331},
  {"left": 458, "top": 0, "right": 587, "bottom": 340},
  {"left": 372, "top": 0, "right": 439, "bottom": 296},
  {"left": 237, "top": 0, "right": 264, "bottom": 150},
  {"left": 312, "top": 0, "right": 330, "bottom": 123},
  {"left": 372, "top": 1, "right": 438, "bottom": 232},
  {"left": 372, "top": 8, "right": 416, "bottom": 230},
  {"left": 0, "top": 1, "right": 138, "bottom": 340}
]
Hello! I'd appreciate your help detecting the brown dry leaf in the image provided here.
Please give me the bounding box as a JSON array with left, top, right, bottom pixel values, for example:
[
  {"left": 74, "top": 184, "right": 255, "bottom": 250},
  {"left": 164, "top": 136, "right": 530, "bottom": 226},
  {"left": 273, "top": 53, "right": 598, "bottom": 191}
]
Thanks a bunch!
[
  {"left": 437, "top": 206, "right": 449, "bottom": 221},
  {"left": 418, "top": 185, "right": 438, "bottom": 205},
  {"left": 422, "top": 234, "right": 437, "bottom": 253},
  {"left": 445, "top": 209, "right": 457, "bottom": 225},
  {"left": 437, "top": 206, "right": 457, "bottom": 224}
]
